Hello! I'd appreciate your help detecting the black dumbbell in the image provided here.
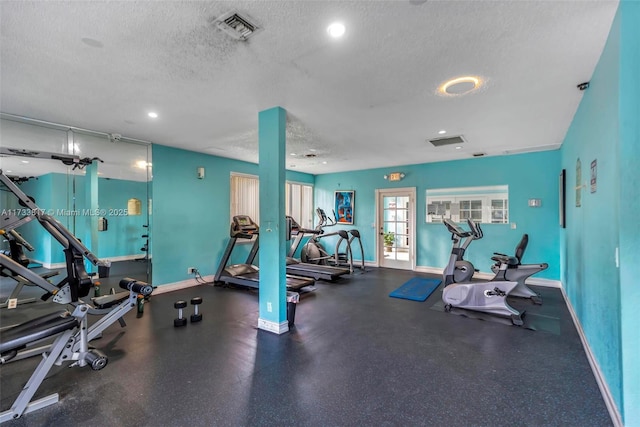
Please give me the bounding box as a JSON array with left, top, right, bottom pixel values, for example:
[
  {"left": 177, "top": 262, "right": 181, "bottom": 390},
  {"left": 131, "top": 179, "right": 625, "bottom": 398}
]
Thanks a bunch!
[
  {"left": 174, "top": 300, "right": 187, "bottom": 327},
  {"left": 191, "top": 297, "right": 202, "bottom": 323}
]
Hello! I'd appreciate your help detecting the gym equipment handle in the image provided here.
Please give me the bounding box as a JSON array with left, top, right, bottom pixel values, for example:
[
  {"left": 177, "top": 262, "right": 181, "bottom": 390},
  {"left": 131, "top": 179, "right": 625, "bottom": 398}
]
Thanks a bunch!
[{"left": 119, "top": 278, "right": 153, "bottom": 296}]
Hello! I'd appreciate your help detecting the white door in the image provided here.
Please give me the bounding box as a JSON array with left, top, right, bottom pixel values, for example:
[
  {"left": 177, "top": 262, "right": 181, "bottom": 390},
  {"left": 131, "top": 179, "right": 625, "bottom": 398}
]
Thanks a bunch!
[{"left": 377, "top": 188, "right": 416, "bottom": 270}]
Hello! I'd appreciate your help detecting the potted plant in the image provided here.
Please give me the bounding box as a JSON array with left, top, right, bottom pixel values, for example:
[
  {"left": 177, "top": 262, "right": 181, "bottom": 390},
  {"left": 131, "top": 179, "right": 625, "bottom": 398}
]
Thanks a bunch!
[{"left": 383, "top": 231, "right": 395, "bottom": 252}]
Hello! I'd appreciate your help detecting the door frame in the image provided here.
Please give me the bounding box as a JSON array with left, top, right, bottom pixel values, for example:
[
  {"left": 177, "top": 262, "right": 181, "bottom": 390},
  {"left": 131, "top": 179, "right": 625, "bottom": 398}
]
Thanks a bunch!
[{"left": 375, "top": 187, "right": 416, "bottom": 270}]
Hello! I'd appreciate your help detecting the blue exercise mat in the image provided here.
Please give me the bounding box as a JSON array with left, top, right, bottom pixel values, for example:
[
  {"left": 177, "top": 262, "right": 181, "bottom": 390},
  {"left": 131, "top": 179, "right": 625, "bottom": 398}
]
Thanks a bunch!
[{"left": 389, "top": 277, "right": 441, "bottom": 302}]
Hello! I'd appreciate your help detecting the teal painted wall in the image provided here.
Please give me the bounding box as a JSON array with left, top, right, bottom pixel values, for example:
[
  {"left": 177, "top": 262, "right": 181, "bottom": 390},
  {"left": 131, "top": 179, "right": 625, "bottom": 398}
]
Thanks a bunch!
[
  {"left": 19, "top": 175, "right": 56, "bottom": 264},
  {"left": 151, "top": 144, "right": 314, "bottom": 286},
  {"left": 97, "top": 178, "right": 148, "bottom": 259},
  {"left": 560, "top": 1, "right": 640, "bottom": 423},
  {"left": 314, "top": 150, "right": 560, "bottom": 280},
  {"left": 560, "top": 7, "right": 622, "bottom": 412},
  {"left": 617, "top": 1, "right": 640, "bottom": 424},
  {"left": 258, "top": 107, "right": 288, "bottom": 325},
  {"left": 6, "top": 174, "right": 148, "bottom": 265}
]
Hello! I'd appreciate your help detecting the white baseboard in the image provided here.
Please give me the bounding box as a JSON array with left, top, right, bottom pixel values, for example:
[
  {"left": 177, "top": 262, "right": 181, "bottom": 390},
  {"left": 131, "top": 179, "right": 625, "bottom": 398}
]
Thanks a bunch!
[
  {"left": 152, "top": 275, "right": 214, "bottom": 295},
  {"left": 413, "top": 266, "right": 560, "bottom": 288},
  {"left": 40, "top": 262, "right": 66, "bottom": 269},
  {"left": 560, "top": 286, "right": 622, "bottom": 427},
  {"left": 101, "top": 254, "right": 147, "bottom": 263},
  {"left": 257, "top": 318, "right": 289, "bottom": 334},
  {"left": 414, "top": 266, "right": 442, "bottom": 274},
  {"left": 36, "top": 254, "right": 146, "bottom": 270}
]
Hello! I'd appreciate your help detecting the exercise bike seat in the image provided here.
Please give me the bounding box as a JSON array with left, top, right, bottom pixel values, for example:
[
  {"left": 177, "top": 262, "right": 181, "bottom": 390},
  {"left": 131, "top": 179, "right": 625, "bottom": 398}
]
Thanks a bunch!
[
  {"left": 491, "top": 254, "right": 519, "bottom": 266},
  {"left": 0, "top": 311, "right": 78, "bottom": 360}
]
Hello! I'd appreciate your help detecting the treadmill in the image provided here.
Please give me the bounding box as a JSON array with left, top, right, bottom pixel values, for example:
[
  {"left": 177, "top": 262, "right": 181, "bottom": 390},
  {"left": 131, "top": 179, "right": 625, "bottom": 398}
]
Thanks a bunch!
[
  {"left": 281, "top": 216, "right": 351, "bottom": 281},
  {"left": 214, "top": 215, "right": 315, "bottom": 291}
]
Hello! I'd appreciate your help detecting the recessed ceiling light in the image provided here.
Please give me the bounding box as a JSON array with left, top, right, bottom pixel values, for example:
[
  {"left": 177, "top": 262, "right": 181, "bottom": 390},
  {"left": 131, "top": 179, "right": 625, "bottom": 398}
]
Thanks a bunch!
[
  {"left": 327, "top": 22, "right": 346, "bottom": 38},
  {"left": 322, "top": 161, "right": 328, "bottom": 164},
  {"left": 438, "top": 76, "right": 484, "bottom": 96},
  {"left": 455, "top": 146, "right": 462, "bottom": 150},
  {"left": 438, "top": 130, "right": 446, "bottom": 135},
  {"left": 309, "top": 148, "right": 317, "bottom": 152},
  {"left": 148, "top": 112, "right": 158, "bottom": 118},
  {"left": 290, "top": 153, "right": 297, "bottom": 156},
  {"left": 6, "top": 170, "right": 12, "bottom": 173},
  {"left": 21, "top": 160, "right": 29, "bottom": 164}
]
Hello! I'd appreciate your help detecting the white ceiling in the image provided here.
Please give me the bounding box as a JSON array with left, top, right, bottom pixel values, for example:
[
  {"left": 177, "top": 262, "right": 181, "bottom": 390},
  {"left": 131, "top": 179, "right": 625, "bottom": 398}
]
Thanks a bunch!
[{"left": 0, "top": 1, "right": 619, "bottom": 175}]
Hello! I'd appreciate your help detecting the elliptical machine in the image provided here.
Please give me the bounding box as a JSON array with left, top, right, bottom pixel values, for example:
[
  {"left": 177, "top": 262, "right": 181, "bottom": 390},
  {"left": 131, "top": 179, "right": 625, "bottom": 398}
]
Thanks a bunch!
[
  {"left": 301, "top": 208, "right": 359, "bottom": 272},
  {"left": 441, "top": 218, "right": 523, "bottom": 326}
]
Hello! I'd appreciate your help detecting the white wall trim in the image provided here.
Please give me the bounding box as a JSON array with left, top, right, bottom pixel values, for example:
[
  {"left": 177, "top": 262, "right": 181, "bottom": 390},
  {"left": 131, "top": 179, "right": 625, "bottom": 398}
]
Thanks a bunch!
[
  {"left": 152, "top": 275, "right": 214, "bottom": 295},
  {"left": 36, "top": 254, "right": 146, "bottom": 270},
  {"left": 414, "top": 266, "right": 443, "bottom": 275},
  {"left": 413, "top": 266, "right": 561, "bottom": 288},
  {"left": 560, "top": 286, "right": 623, "bottom": 427},
  {"left": 258, "top": 318, "right": 289, "bottom": 334},
  {"left": 39, "top": 261, "right": 66, "bottom": 270},
  {"left": 101, "top": 254, "right": 147, "bottom": 263}
]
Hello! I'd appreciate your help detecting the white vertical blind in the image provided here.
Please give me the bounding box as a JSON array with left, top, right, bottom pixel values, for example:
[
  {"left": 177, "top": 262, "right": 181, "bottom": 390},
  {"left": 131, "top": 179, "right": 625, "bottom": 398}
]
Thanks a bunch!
[
  {"left": 230, "top": 173, "right": 313, "bottom": 228},
  {"left": 230, "top": 173, "right": 260, "bottom": 224}
]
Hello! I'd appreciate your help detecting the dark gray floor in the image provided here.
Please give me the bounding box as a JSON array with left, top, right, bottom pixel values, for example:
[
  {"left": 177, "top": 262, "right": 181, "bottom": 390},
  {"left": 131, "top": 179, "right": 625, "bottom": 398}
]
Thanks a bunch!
[{"left": 1, "top": 265, "right": 612, "bottom": 427}]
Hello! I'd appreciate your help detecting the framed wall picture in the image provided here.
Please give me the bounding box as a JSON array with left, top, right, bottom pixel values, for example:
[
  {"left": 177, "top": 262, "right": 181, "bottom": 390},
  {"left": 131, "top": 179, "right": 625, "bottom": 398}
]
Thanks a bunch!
[
  {"left": 334, "top": 190, "right": 355, "bottom": 225},
  {"left": 559, "top": 169, "right": 566, "bottom": 228}
]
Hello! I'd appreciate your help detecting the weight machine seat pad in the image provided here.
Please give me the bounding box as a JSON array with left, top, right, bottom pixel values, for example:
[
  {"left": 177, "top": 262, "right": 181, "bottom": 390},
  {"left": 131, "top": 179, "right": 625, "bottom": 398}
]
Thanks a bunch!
[
  {"left": 92, "top": 291, "right": 129, "bottom": 309},
  {"left": 0, "top": 311, "right": 78, "bottom": 355}
]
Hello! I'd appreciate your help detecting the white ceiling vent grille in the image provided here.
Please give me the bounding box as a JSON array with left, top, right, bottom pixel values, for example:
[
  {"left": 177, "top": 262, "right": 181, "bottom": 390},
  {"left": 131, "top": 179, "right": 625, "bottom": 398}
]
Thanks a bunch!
[
  {"left": 215, "top": 11, "right": 262, "bottom": 41},
  {"left": 428, "top": 135, "right": 466, "bottom": 147}
]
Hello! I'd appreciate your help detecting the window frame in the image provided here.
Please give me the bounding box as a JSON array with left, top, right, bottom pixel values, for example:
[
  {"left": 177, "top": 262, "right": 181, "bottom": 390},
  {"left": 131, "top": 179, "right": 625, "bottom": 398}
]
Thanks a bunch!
[
  {"left": 230, "top": 172, "right": 314, "bottom": 230},
  {"left": 426, "top": 185, "right": 509, "bottom": 224}
]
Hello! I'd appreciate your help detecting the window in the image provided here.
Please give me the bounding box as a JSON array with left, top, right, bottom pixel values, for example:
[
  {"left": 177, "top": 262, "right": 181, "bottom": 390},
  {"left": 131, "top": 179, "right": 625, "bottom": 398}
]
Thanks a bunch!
[
  {"left": 230, "top": 173, "right": 313, "bottom": 227},
  {"left": 286, "top": 182, "right": 314, "bottom": 229},
  {"left": 426, "top": 185, "right": 509, "bottom": 224},
  {"left": 230, "top": 173, "right": 260, "bottom": 224}
]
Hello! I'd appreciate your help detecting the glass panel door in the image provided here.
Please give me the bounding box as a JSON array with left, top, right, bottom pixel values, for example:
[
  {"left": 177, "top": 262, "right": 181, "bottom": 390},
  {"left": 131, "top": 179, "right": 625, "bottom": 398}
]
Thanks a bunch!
[{"left": 378, "top": 189, "right": 415, "bottom": 270}]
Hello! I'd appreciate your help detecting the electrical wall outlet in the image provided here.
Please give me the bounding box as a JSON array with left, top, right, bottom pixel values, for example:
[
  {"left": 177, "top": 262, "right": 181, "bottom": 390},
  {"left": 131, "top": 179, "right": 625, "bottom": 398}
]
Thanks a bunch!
[{"left": 187, "top": 267, "right": 195, "bottom": 274}]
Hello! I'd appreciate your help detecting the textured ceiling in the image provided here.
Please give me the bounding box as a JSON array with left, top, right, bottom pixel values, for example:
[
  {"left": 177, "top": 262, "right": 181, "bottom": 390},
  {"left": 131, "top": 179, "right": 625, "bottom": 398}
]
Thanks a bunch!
[{"left": 0, "top": 1, "right": 619, "bottom": 175}]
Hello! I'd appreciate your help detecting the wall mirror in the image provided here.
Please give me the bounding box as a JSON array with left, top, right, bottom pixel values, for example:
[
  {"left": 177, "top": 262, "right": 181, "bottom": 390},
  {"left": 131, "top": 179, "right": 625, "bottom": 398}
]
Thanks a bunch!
[
  {"left": 0, "top": 115, "right": 152, "bottom": 283},
  {"left": 426, "top": 185, "right": 509, "bottom": 224}
]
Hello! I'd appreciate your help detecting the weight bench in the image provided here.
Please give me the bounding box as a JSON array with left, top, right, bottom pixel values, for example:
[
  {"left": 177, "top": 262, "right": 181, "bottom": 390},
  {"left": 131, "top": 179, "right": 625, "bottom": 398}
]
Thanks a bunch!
[{"left": 0, "top": 278, "right": 153, "bottom": 422}]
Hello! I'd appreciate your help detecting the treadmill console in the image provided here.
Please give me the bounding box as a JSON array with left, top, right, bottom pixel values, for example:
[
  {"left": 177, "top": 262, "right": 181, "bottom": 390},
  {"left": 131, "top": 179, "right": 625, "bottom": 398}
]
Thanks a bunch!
[
  {"left": 286, "top": 216, "right": 301, "bottom": 235},
  {"left": 231, "top": 215, "right": 258, "bottom": 238}
]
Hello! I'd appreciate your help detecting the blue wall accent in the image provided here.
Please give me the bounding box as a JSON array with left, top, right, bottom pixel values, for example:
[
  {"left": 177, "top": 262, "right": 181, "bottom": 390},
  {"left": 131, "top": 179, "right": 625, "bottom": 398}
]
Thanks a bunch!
[
  {"left": 20, "top": 174, "right": 58, "bottom": 264},
  {"left": 97, "top": 178, "right": 148, "bottom": 259},
  {"left": 151, "top": 144, "right": 315, "bottom": 286},
  {"left": 6, "top": 174, "right": 148, "bottom": 265},
  {"left": 314, "top": 150, "right": 560, "bottom": 279},
  {"left": 258, "top": 107, "right": 288, "bottom": 325},
  {"left": 617, "top": 1, "right": 640, "bottom": 424},
  {"left": 560, "top": 1, "right": 639, "bottom": 423}
]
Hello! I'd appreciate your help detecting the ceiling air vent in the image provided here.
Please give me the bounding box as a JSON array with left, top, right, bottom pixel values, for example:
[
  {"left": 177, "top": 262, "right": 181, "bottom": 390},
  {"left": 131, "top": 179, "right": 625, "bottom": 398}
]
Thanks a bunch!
[
  {"left": 214, "top": 11, "right": 262, "bottom": 41},
  {"left": 472, "top": 153, "right": 486, "bottom": 157},
  {"left": 428, "top": 135, "right": 465, "bottom": 147}
]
